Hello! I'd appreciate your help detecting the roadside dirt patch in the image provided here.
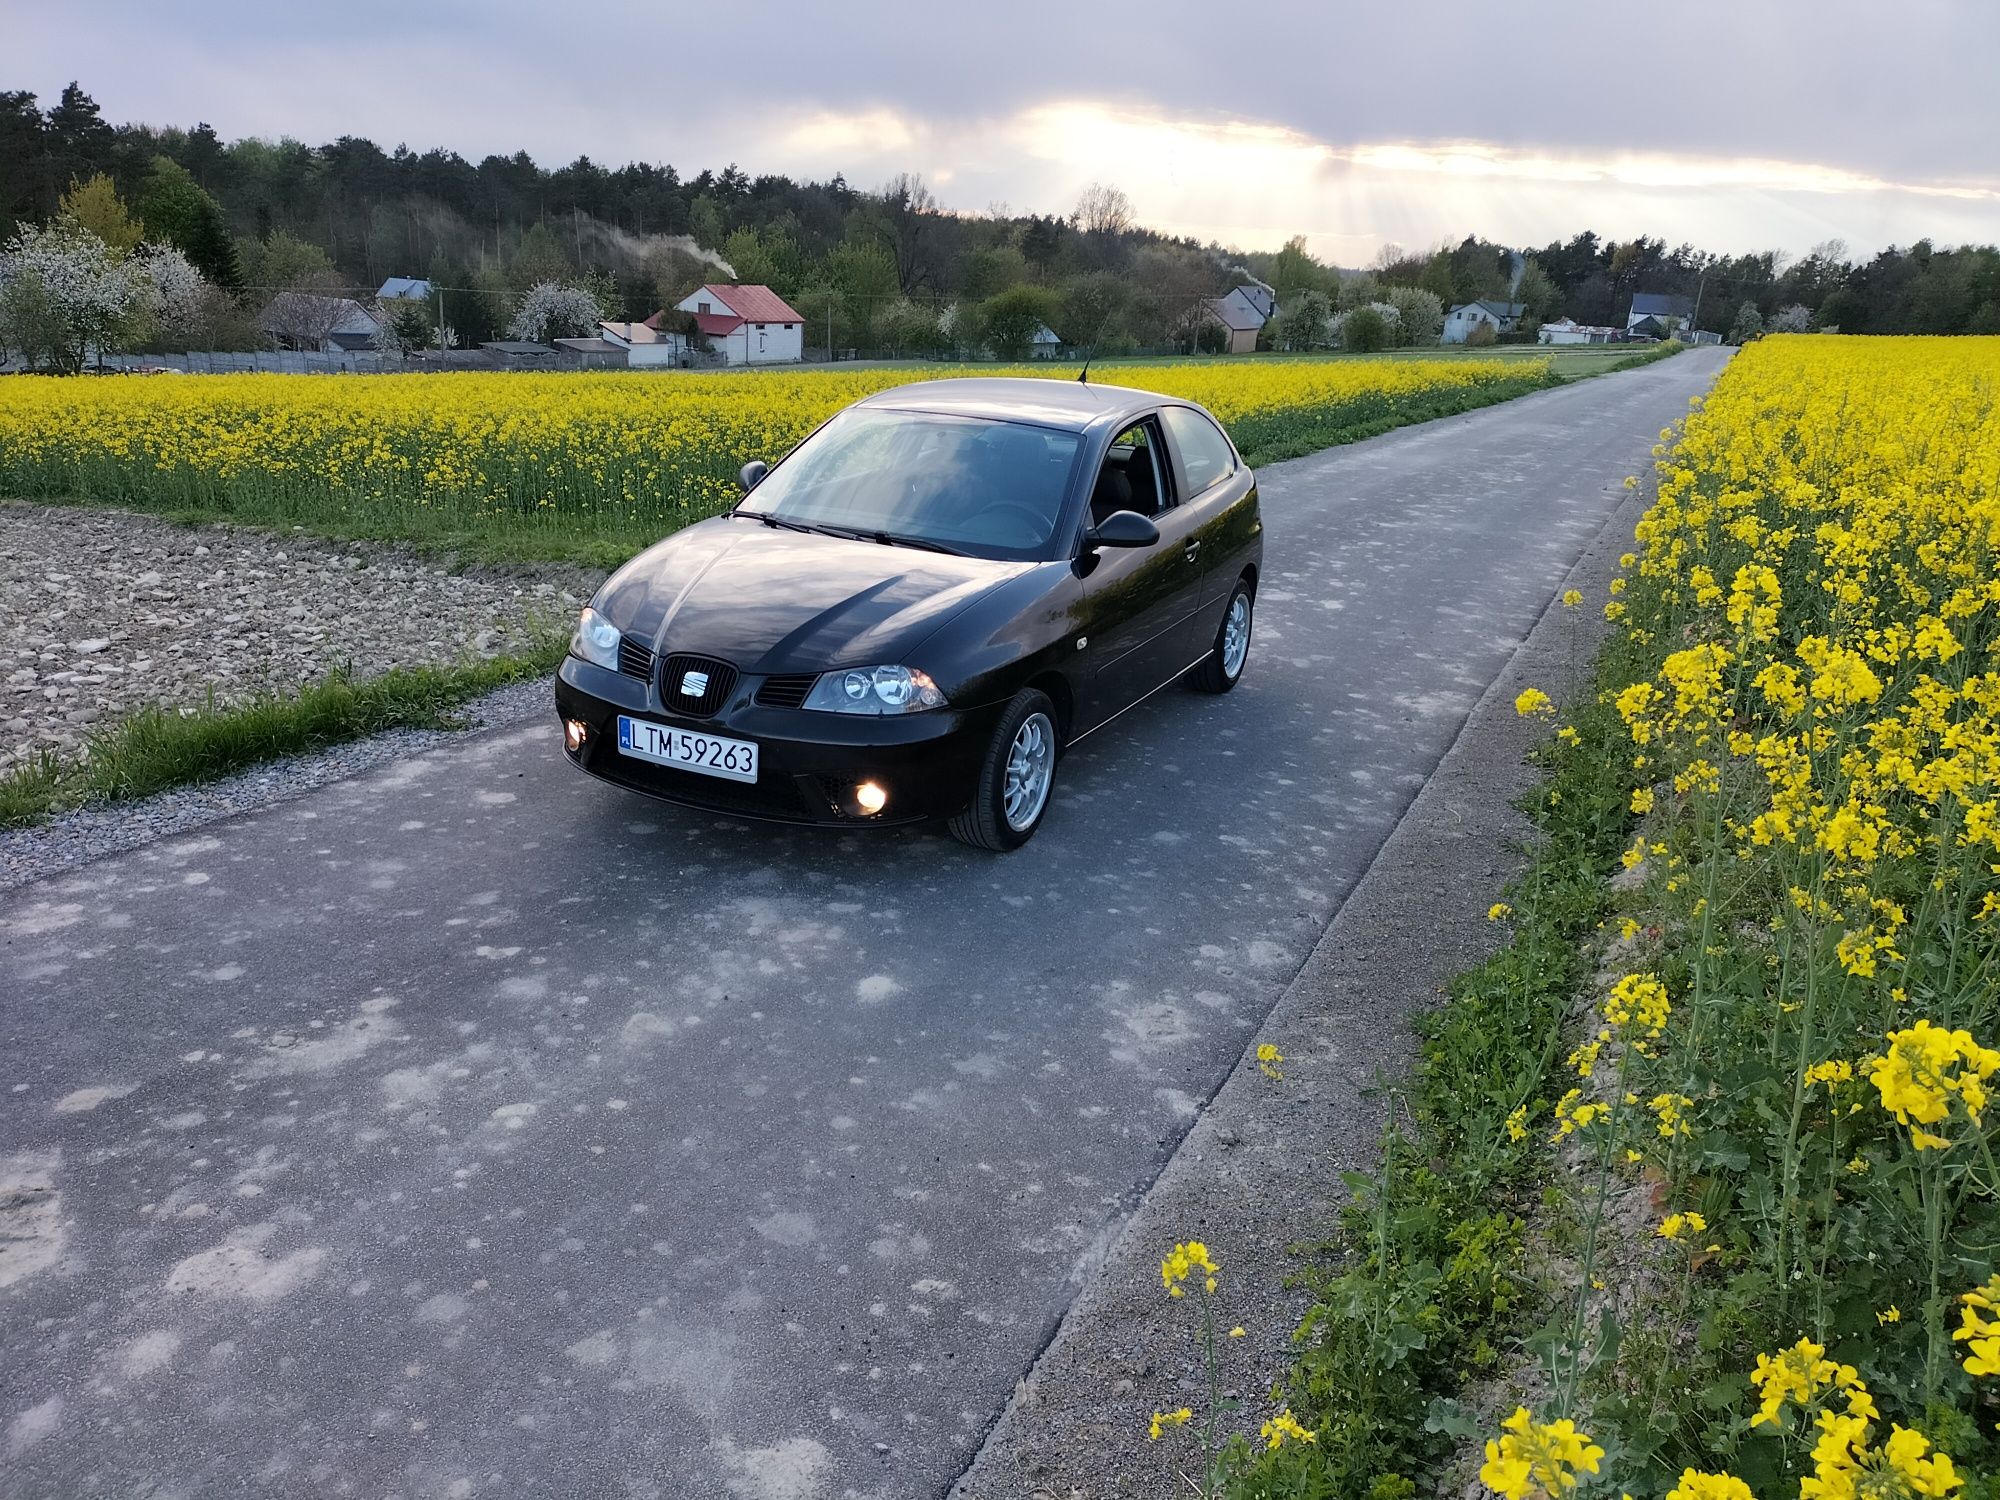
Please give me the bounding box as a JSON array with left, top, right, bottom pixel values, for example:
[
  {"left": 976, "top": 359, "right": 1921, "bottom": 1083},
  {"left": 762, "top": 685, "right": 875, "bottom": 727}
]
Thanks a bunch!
[{"left": 0, "top": 503, "right": 589, "bottom": 770}]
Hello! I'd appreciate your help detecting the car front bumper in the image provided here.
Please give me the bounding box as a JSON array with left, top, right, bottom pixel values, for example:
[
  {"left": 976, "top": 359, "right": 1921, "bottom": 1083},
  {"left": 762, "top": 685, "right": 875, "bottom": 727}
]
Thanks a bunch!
[{"left": 554, "top": 656, "right": 998, "bottom": 827}]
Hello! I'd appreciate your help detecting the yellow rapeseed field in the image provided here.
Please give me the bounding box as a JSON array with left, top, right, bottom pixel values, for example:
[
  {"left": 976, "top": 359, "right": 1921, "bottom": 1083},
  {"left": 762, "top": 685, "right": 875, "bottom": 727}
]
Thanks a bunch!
[
  {"left": 0, "top": 356, "right": 1555, "bottom": 555},
  {"left": 1482, "top": 335, "right": 2000, "bottom": 1492}
]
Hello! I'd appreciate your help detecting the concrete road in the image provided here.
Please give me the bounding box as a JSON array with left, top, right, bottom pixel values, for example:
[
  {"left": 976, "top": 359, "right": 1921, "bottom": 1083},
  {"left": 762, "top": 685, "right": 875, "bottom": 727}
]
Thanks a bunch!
[{"left": 0, "top": 348, "right": 1725, "bottom": 1500}]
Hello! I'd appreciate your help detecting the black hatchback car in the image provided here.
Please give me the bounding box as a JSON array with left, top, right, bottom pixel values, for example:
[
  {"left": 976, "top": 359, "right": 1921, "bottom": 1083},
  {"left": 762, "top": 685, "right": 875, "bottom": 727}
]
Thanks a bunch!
[{"left": 554, "top": 377, "right": 1262, "bottom": 849}]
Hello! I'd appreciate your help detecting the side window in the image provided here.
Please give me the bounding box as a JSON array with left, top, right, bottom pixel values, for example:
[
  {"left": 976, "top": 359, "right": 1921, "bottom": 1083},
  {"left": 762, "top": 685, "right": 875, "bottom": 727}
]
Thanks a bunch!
[
  {"left": 1089, "top": 419, "right": 1168, "bottom": 525},
  {"left": 1162, "top": 407, "right": 1237, "bottom": 496}
]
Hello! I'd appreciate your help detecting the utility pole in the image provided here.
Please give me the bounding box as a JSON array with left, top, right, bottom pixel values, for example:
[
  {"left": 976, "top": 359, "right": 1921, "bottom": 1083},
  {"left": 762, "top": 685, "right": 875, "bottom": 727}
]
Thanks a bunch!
[{"left": 1689, "top": 266, "right": 1709, "bottom": 340}]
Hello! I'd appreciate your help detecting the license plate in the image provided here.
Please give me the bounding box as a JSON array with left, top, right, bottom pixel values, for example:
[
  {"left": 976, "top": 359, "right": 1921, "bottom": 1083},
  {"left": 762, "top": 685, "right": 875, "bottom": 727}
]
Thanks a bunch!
[{"left": 615, "top": 716, "right": 759, "bottom": 784}]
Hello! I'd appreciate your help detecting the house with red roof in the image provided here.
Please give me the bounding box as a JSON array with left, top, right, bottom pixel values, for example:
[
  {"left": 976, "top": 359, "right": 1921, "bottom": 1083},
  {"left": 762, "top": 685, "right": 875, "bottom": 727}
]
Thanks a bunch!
[{"left": 669, "top": 284, "right": 807, "bottom": 365}]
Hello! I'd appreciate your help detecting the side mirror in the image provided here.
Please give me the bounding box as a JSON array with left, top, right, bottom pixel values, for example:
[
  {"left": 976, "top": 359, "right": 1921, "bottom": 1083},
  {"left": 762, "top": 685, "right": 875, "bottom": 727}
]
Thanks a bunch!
[
  {"left": 739, "top": 459, "right": 769, "bottom": 492},
  {"left": 1084, "top": 509, "right": 1160, "bottom": 550}
]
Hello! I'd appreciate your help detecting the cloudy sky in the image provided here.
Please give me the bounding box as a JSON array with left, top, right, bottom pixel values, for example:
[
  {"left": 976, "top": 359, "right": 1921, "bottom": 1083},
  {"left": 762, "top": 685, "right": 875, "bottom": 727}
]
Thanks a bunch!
[{"left": 11, "top": 0, "right": 1998, "bottom": 260}]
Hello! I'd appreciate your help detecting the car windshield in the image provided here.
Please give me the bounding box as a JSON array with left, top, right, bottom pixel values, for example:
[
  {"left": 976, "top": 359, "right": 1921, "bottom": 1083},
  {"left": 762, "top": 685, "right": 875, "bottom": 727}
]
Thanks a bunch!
[{"left": 738, "top": 408, "right": 1083, "bottom": 559}]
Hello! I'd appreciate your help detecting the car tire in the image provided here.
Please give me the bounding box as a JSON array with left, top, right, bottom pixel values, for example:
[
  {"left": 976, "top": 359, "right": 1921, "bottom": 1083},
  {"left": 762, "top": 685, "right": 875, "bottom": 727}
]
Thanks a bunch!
[
  {"left": 1190, "top": 577, "right": 1254, "bottom": 694},
  {"left": 948, "top": 688, "right": 1060, "bottom": 851}
]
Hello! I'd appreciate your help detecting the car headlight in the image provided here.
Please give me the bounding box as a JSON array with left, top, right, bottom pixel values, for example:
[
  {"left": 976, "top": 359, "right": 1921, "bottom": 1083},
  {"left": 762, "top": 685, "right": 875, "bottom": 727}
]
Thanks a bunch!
[
  {"left": 570, "top": 606, "right": 621, "bottom": 670},
  {"left": 802, "top": 664, "right": 947, "bottom": 715}
]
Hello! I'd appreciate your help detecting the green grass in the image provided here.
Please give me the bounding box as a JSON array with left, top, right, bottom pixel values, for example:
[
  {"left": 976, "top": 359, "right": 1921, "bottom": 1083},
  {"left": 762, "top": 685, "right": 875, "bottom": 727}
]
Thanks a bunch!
[
  {"left": 0, "top": 638, "right": 566, "bottom": 828},
  {"left": 1231, "top": 368, "right": 1565, "bottom": 465},
  {"left": 1221, "top": 674, "right": 1638, "bottom": 1496}
]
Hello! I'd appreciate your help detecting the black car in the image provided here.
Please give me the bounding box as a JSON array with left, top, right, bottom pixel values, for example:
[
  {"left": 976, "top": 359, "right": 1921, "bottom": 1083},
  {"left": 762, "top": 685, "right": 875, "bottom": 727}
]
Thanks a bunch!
[{"left": 554, "top": 377, "right": 1262, "bottom": 849}]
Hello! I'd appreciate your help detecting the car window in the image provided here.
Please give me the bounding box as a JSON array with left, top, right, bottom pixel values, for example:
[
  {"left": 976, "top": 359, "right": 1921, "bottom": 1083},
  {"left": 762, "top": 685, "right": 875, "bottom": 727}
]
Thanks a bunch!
[
  {"left": 1089, "top": 419, "right": 1169, "bottom": 526},
  {"left": 1162, "top": 406, "right": 1237, "bottom": 496},
  {"left": 740, "top": 408, "right": 1081, "bottom": 560}
]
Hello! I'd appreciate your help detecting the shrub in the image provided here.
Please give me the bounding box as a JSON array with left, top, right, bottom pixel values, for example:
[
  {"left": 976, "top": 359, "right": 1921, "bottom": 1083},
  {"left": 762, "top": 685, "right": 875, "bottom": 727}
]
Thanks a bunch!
[{"left": 1343, "top": 305, "right": 1391, "bottom": 353}]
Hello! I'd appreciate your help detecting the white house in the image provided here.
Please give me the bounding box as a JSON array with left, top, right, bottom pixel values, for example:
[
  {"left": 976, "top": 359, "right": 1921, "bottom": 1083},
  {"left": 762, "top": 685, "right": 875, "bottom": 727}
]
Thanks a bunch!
[
  {"left": 1441, "top": 300, "right": 1525, "bottom": 343},
  {"left": 1029, "top": 321, "right": 1065, "bottom": 359},
  {"left": 671, "top": 284, "right": 806, "bottom": 365},
  {"left": 600, "top": 319, "right": 690, "bottom": 368},
  {"left": 1626, "top": 292, "right": 1694, "bottom": 339},
  {"left": 1537, "top": 317, "right": 1619, "bottom": 346},
  {"left": 377, "top": 277, "right": 433, "bottom": 303}
]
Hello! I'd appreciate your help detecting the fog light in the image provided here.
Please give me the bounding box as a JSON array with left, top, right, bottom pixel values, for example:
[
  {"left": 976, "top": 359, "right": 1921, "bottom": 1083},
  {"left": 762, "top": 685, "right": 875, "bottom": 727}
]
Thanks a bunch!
[
  {"left": 855, "top": 780, "right": 888, "bottom": 815},
  {"left": 564, "top": 718, "right": 588, "bottom": 753}
]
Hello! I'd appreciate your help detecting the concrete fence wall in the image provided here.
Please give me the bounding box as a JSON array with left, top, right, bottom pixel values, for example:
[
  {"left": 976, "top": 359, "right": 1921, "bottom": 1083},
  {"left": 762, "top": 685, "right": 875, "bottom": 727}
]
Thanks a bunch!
[{"left": 91, "top": 350, "right": 399, "bottom": 375}]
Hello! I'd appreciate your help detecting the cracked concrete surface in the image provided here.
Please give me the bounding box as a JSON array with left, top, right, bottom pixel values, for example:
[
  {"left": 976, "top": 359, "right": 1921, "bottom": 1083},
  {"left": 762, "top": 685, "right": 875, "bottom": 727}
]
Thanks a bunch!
[{"left": 0, "top": 349, "right": 1727, "bottom": 1499}]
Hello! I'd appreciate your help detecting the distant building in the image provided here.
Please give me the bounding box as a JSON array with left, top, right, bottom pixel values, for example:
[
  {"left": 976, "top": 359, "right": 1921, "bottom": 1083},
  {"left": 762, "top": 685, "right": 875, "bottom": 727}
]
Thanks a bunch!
[
  {"left": 1626, "top": 292, "right": 1694, "bottom": 339},
  {"left": 552, "top": 336, "right": 628, "bottom": 369},
  {"left": 1200, "top": 285, "right": 1274, "bottom": 354},
  {"left": 480, "top": 340, "right": 557, "bottom": 366},
  {"left": 671, "top": 284, "right": 806, "bottom": 365},
  {"left": 1029, "top": 321, "right": 1065, "bottom": 359},
  {"left": 600, "top": 318, "right": 692, "bottom": 368},
  {"left": 377, "top": 277, "right": 433, "bottom": 303},
  {"left": 1537, "top": 317, "right": 1619, "bottom": 346},
  {"left": 1441, "top": 300, "right": 1525, "bottom": 343},
  {"left": 259, "top": 293, "right": 382, "bottom": 353}
]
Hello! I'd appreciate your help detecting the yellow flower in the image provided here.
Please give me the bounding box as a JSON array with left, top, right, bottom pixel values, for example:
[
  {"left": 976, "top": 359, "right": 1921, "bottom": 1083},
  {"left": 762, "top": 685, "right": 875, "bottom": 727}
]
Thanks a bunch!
[
  {"left": 1160, "top": 1241, "right": 1217, "bottom": 1298},
  {"left": 1147, "top": 1406, "right": 1192, "bottom": 1440},
  {"left": 1665, "top": 1471, "right": 1754, "bottom": 1500},
  {"left": 1877, "top": 1306, "right": 1901, "bottom": 1326},
  {"left": 1658, "top": 1210, "right": 1709, "bottom": 1241},
  {"left": 1228, "top": 1326, "right": 1245, "bottom": 1338},
  {"left": 1505, "top": 1105, "right": 1529, "bottom": 1142},
  {"left": 1561, "top": 589, "right": 1583, "bottom": 608},
  {"left": 1552, "top": 1088, "right": 1608, "bottom": 1140},
  {"left": 1256, "top": 1042, "right": 1284, "bottom": 1080},
  {"left": 1603, "top": 973, "right": 1672, "bottom": 1040},
  {"left": 1259, "top": 1408, "right": 1317, "bottom": 1450},
  {"left": 1515, "top": 687, "right": 1555, "bottom": 717},
  {"left": 1630, "top": 787, "right": 1655, "bottom": 813},
  {"left": 1955, "top": 1276, "right": 2000, "bottom": 1377},
  {"left": 1488, "top": 902, "right": 1513, "bottom": 921},
  {"left": 1479, "top": 1407, "right": 1603, "bottom": 1499},
  {"left": 1748, "top": 1337, "right": 1870, "bottom": 1429},
  {"left": 1871, "top": 1020, "right": 2000, "bottom": 1151}
]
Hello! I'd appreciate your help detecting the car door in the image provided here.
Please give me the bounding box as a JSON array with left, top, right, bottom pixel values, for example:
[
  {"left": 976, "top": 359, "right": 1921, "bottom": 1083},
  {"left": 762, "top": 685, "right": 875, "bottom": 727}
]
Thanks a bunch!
[
  {"left": 1074, "top": 415, "right": 1208, "bottom": 729},
  {"left": 1159, "top": 404, "right": 1257, "bottom": 647}
]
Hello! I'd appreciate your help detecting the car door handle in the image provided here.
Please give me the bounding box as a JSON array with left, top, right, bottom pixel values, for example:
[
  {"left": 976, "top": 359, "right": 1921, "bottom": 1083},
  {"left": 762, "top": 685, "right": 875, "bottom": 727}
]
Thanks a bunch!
[{"left": 1183, "top": 539, "right": 1201, "bottom": 562}]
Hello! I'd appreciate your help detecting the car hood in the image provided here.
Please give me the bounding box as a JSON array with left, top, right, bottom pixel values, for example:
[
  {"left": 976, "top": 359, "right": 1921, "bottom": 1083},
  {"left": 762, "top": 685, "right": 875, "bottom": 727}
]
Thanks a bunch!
[{"left": 594, "top": 517, "right": 1030, "bottom": 673}]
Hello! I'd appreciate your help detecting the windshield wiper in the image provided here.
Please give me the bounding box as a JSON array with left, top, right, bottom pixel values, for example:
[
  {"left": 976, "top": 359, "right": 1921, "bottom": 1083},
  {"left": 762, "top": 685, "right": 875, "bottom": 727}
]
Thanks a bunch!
[
  {"left": 866, "top": 530, "right": 970, "bottom": 557},
  {"left": 737, "top": 509, "right": 822, "bottom": 536}
]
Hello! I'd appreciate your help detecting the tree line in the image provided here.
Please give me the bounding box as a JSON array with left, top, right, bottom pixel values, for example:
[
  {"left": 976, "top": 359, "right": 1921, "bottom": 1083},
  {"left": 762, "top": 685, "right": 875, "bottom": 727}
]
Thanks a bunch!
[{"left": 2, "top": 81, "right": 1996, "bottom": 369}]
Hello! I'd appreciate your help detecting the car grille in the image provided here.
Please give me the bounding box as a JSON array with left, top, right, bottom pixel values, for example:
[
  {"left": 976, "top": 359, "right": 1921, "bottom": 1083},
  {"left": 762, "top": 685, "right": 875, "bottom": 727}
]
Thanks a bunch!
[
  {"left": 616, "top": 636, "right": 655, "bottom": 681},
  {"left": 755, "top": 673, "right": 818, "bottom": 709},
  {"left": 659, "top": 654, "right": 737, "bottom": 718},
  {"left": 588, "top": 749, "right": 817, "bottom": 822}
]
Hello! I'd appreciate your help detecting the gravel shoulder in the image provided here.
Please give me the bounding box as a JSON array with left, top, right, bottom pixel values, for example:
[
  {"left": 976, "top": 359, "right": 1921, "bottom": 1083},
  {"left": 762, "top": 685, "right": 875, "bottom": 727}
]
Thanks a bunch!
[
  {"left": 947, "top": 475, "right": 1652, "bottom": 1498},
  {"left": 0, "top": 673, "right": 553, "bottom": 894},
  {"left": 0, "top": 501, "right": 593, "bottom": 773}
]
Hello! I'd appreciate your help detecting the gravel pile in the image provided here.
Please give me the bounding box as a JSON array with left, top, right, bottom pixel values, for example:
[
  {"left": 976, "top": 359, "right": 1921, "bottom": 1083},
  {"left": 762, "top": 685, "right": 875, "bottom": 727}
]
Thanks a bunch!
[{"left": 0, "top": 503, "right": 589, "bottom": 772}]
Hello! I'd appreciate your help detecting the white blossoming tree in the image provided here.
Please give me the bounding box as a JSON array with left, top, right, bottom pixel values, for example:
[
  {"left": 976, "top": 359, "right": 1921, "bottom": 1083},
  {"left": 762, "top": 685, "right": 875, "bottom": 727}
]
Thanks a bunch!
[
  {"left": 0, "top": 216, "right": 148, "bottom": 373},
  {"left": 1768, "top": 304, "right": 1813, "bottom": 334},
  {"left": 136, "top": 243, "right": 207, "bottom": 346},
  {"left": 508, "top": 281, "right": 603, "bottom": 343}
]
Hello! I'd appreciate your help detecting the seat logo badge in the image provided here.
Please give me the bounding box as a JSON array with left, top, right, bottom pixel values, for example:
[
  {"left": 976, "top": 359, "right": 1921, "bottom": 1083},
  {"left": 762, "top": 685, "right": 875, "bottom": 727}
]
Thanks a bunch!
[{"left": 680, "top": 669, "right": 710, "bottom": 698}]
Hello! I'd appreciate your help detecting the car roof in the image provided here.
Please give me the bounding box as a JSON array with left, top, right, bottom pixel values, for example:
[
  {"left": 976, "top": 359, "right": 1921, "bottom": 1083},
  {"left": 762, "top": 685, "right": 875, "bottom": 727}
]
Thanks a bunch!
[{"left": 855, "top": 377, "right": 1168, "bottom": 432}]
